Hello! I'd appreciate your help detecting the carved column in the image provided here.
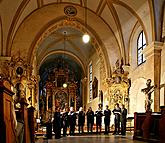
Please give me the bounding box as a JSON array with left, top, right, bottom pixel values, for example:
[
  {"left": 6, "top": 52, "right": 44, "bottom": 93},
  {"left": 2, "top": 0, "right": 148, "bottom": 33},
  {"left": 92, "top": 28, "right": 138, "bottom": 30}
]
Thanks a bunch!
[
  {"left": 52, "top": 89, "right": 55, "bottom": 113},
  {"left": 143, "top": 41, "right": 163, "bottom": 112}
]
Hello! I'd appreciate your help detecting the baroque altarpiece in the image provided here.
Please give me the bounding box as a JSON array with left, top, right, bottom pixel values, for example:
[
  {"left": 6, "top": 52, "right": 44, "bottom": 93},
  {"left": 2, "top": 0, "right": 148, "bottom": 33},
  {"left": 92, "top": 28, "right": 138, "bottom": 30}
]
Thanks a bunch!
[
  {"left": 39, "top": 61, "right": 79, "bottom": 120},
  {"left": 106, "top": 59, "right": 130, "bottom": 110}
]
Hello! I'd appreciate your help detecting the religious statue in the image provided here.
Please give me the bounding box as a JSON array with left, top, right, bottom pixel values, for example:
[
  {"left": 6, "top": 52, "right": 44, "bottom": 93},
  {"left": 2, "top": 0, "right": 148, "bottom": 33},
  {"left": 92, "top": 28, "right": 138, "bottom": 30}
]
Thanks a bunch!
[
  {"left": 141, "top": 79, "right": 155, "bottom": 111},
  {"left": 114, "top": 58, "right": 124, "bottom": 74},
  {"left": 92, "top": 77, "right": 98, "bottom": 99},
  {"left": 99, "top": 90, "right": 103, "bottom": 105},
  {"left": 14, "top": 82, "right": 27, "bottom": 105}
]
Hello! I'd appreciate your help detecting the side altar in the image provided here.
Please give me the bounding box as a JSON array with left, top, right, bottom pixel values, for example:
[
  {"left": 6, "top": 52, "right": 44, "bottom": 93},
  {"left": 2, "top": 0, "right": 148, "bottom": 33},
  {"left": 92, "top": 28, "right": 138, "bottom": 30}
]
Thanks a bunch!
[{"left": 106, "top": 59, "right": 130, "bottom": 110}]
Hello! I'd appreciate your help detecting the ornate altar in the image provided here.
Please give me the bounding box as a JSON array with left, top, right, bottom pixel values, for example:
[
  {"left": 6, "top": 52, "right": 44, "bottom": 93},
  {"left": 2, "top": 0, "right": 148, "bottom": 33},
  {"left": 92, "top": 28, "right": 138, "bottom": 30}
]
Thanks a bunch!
[
  {"left": 45, "top": 67, "right": 77, "bottom": 112},
  {"left": 106, "top": 59, "right": 130, "bottom": 110}
]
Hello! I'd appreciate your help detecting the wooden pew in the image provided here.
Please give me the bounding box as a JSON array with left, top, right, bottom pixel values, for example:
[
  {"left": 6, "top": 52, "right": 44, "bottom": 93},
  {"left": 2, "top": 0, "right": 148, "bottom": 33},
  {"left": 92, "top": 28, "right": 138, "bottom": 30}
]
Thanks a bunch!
[
  {"left": 0, "top": 80, "right": 17, "bottom": 143},
  {"left": 134, "top": 112, "right": 161, "bottom": 142}
]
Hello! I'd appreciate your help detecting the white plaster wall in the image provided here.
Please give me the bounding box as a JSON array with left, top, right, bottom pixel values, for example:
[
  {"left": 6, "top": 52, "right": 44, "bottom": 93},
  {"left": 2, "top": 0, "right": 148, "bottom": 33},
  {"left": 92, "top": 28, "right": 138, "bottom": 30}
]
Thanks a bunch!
[
  {"left": 136, "top": 0, "right": 152, "bottom": 43},
  {"left": 129, "top": 24, "right": 143, "bottom": 70},
  {"left": 86, "top": 52, "right": 100, "bottom": 110},
  {"left": 0, "top": 0, "right": 22, "bottom": 55},
  {"left": 129, "top": 78, "right": 146, "bottom": 115}
]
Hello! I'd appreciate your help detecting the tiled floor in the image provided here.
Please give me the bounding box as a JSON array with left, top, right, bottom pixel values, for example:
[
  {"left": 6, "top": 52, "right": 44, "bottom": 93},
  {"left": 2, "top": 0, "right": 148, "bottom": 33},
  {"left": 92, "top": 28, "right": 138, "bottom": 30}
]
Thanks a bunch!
[{"left": 35, "top": 133, "right": 145, "bottom": 143}]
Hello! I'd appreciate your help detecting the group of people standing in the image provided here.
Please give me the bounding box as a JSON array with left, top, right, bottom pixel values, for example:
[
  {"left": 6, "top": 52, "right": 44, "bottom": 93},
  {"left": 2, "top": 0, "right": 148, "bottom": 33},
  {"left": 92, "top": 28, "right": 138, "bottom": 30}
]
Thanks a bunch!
[
  {"left": 52, "top": 103, "right": 127, "bottom": 139},
  {"left": 112, "top": 103, "right": 127, "bottom": 135}
]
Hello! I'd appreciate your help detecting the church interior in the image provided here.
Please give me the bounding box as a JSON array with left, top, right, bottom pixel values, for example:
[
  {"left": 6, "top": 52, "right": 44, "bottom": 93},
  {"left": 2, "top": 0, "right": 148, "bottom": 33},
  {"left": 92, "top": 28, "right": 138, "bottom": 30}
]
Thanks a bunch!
[{"left": 0, "top": 0, "right": 165, "bottom": 143}]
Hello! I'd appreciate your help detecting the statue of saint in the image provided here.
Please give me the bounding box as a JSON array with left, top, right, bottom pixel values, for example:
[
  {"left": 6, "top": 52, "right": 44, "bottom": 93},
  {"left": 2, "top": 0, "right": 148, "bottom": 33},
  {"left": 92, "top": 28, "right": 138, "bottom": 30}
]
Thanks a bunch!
[
  {"left": 114, "top": 58, "right": 124, "bottom": 74},
  {"left": 99, "top": 90, "right": 103, "bottom": 105},
  {"left": 141, "top": 79, "right": 155, "bottom": 111},
  {"left": 92, "top": 77, "right": 98, "bottom": 99}
]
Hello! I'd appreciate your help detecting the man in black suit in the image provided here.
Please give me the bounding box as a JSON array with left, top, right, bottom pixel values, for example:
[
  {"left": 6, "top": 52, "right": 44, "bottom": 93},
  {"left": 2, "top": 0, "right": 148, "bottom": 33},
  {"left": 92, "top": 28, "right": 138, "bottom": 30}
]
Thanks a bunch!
[
  {"left": 104, "top": 105, "right": 111, "bottom": 134},
  {"left": 78, "top": 107, "right": 85, "bottom": 134},
  {"left": 68, "top": 107, "right": 76, "bottom": 136},
  {"left": 121, "top": 104, "right": 127, "bottom": 135},
  {"left": 53, "top": 107, "right": 61, "bottom": 139},
  {"left": 62, "top": 107, "right": 69, "bottom": 137},
  {"left": 95, "top": 104, "right": 103, "bottom": 134},
  {"left": 86, "top": 107, "right": 94, "bottom": 133}
]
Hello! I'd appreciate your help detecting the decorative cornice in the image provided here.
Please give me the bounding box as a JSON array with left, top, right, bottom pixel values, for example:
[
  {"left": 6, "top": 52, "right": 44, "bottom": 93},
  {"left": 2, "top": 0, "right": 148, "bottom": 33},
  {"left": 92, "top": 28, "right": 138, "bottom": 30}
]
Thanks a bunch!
[{"left": 143, "top": 41, "right": 163, "bottom": 59}]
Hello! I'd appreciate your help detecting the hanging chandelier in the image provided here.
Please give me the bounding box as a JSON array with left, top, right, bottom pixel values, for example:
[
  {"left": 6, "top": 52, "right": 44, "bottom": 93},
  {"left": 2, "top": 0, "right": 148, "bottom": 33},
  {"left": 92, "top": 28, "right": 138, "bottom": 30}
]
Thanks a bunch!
[
  {"left": 63, "top": 31, "right": 68, "bottom": 88},
  {"left": 82, "top": 0, "right": 90, "bottom": 43}
]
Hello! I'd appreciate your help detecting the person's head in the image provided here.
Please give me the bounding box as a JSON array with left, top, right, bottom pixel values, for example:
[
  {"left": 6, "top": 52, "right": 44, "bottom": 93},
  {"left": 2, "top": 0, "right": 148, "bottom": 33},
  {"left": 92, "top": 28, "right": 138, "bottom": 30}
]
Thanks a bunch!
[
  {"left": 79, "top": 107, "right": 83, "bottom": 111},
  {"left": 121, "top": 104, "right": 125, "bottom": 109},
  {"left": 65, "top": 107, "right": 69, "bottom": 112},
  {"left": 55, "top": 106, "right": 60, "bottom": 112},
  {"left": 146, "top": 79, "right": 151, "bottom": 87},
  {"left": 115, "top": 103, "right": 119, "bottom": 108},
  {"left": 98, "top": 104, "right": 102, "bottom": 109},
  {"left": 106, "top": 105, "right": 109, "bottom": 109},
  {"left": 88, "top": 107, "right": 92, "bottom": 111},
  {"left": 70, "top": 106, "right": 74, "bottom": 112}
]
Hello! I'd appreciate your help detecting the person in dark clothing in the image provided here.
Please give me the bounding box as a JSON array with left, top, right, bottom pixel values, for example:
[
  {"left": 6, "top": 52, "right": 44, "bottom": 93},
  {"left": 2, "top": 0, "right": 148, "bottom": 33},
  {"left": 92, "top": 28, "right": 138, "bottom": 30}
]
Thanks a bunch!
[
  {"left": 112, "top": 103, "right": 121, "bottom": 135},
  {"left": 46, "top": 118, "right": 53, "bottom": 139},
  {"left": 104, "top": 105, "right": 111, "bottom": 134},
  {"left": 95, "top": 104, "right": 103, "bottom": 134},
  {"left": 68, "top": 107, "right": 76, "bottom": 136},
  {"left": 62, "top": 107, "right": 69, "bottom": 137},
  {"left": 53, "top": 107, "right": 61, "bottom": 139},
  {"left": 78, "top": 107, "right": 85, "bottom": 134},
  {"left": 121, "top": 104, "right": 127, "bottom": 135},
  {"left": 86, "top": 107, "right": 94, "bottom": 133}
]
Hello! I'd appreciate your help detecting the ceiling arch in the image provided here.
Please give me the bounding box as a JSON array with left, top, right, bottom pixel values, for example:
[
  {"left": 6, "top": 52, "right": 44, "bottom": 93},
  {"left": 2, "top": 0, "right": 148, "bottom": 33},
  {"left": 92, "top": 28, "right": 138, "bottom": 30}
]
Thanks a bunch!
[
  {"left": 0, "top": 16, "right": 3, "bottom": 56},
  {"left": 38, "top": 50, "right": 86, "bottom": 77},
  {"left": 10, "top": 3, "right": 121, "bottom": 78},
  {"left": 39, "top": 53, "right": 84, "bottom": 83},
  {"left": 6, "top": 0, "right": 156, "bottom": 79}
]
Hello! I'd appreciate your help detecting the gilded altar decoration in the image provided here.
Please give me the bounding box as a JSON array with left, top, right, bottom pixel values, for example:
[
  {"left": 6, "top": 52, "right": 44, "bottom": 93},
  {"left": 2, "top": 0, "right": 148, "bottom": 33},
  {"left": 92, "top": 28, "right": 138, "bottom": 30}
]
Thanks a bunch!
[
  {"left": 8, "top": 56, "right": 38, "bottom": 108},
  {"left": 0, "top": 57, "right": 11, "bottom": 81},
  {"left": 106, "top": 58, "right": 130, "bottom": 110},
  {"left": 45, "top": 65, "right": 78, "bottom": 112}
]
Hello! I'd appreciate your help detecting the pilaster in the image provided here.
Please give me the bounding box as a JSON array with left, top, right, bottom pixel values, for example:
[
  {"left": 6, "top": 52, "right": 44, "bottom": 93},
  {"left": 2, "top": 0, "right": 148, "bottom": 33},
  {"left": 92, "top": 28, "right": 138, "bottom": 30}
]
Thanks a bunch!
[
  {"left": 143, "top": 41, "right": 163, "bottom": 112},
  {"left": 81, "top": 77, "right": 87, "bottom": 110}
]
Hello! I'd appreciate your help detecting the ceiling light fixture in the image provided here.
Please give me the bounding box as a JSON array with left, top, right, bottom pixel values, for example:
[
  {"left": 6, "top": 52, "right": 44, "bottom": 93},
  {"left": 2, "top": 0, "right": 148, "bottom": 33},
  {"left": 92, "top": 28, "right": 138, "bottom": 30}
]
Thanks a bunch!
[
  {"left": 82, "top": 0, "right": 90, "bottom": 43},
  {"left": 63, "top": 31, "right": 68, "bottom": 88}
]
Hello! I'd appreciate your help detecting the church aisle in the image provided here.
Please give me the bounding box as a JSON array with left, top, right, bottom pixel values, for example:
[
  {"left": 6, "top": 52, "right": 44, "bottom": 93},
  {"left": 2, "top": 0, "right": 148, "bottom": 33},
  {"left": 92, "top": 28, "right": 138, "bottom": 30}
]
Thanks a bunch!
[{"left": 35, "top": 134, "right": 145, "bottom": 143}]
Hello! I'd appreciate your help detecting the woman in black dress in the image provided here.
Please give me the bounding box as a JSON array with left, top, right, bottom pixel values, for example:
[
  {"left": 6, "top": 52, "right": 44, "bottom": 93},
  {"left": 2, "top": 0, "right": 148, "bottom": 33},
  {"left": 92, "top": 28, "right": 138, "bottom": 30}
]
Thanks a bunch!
[{"left": 78, "top": 107, "right": 85, "bottom": 134}]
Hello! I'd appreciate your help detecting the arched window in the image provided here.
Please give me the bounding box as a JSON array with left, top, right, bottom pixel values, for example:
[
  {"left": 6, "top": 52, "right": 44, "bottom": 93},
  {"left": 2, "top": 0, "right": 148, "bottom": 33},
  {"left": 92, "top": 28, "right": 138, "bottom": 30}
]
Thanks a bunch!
[{"left": 137, "top": 31, "right": 146, "bottom": 65}]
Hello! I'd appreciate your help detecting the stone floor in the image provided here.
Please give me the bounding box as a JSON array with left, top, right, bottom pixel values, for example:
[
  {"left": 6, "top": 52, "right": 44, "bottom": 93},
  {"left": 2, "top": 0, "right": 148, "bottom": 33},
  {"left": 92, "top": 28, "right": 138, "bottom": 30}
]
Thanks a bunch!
[{"left": 35, "top": 133, "right": 145, "bottom": 143}]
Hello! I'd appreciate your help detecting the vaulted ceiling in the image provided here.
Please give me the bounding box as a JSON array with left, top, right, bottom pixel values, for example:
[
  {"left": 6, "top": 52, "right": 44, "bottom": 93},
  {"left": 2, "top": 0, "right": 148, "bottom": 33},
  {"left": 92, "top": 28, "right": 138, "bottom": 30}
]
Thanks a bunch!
[{"left": 1, "top": 0, "right": 163, "bottom": 78}]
